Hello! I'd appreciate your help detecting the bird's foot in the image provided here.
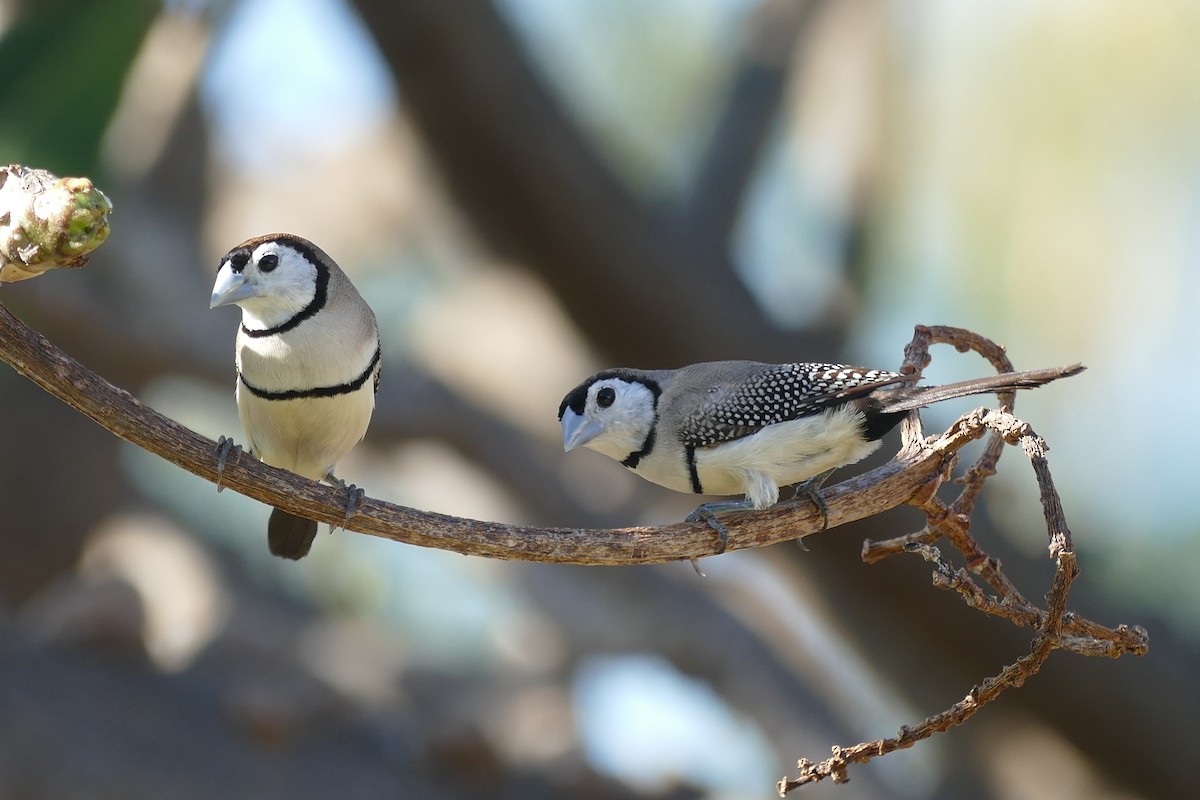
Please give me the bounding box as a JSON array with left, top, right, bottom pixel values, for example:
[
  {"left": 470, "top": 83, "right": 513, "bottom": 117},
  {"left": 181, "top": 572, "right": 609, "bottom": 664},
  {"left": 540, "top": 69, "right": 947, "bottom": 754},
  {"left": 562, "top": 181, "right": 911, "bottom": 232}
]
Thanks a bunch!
[
  {"left": 214, "top": 436, "right": 244, "bottom": 493},
  {"left": 789, "top": 468, "right": 836, "bottom": 550},
  {"left": 325, "top": 472, "right": 366, "bottom": 532},
  {"left": 685, "top": 506, "right": 731, "bottom": 557},
  {"left": 685, "top": 498, "right": 754, "bottom": 565}
]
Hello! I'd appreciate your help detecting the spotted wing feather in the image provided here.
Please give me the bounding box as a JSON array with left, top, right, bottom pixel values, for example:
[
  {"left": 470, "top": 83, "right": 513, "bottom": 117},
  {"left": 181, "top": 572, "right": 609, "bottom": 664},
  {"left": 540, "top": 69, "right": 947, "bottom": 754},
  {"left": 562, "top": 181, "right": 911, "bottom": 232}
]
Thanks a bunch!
[{"left": 679, "top": 363, "right": 909, "bottom": 448}]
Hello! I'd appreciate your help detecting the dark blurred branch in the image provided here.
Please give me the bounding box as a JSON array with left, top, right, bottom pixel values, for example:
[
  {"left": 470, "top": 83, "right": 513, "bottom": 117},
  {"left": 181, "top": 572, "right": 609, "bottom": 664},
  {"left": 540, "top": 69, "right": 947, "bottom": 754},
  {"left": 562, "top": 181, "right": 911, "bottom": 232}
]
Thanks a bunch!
[
  {"left": 350, "top": 0, "right": 838, "bottom": 366},
  {"left": 370, "top": 367, "right": 646, "bottom": 527},
  {"left": 676, "top": 0, "right": 828, "bottom": 247},
  {"left": 9, "top": 290, "right": 227, "bottom": 387}
]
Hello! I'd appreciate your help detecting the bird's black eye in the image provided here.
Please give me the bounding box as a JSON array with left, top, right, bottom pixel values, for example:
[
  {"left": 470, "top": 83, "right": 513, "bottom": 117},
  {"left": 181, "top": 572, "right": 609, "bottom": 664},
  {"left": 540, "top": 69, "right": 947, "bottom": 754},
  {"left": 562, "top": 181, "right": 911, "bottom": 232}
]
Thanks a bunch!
[
  {"left": 596, "top": 386, "right": 616, "bottom": 408},
  {"left": 258, "top": 253, "right": 279, "bottom": 272}
]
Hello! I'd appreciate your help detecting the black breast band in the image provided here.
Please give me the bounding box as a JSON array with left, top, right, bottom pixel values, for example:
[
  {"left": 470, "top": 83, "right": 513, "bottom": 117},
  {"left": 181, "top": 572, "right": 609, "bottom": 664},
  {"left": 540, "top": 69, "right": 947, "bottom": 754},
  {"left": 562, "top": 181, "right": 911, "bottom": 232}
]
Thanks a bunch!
[{"left": 239, "top": 345, "right": 381, "bottom": 401}]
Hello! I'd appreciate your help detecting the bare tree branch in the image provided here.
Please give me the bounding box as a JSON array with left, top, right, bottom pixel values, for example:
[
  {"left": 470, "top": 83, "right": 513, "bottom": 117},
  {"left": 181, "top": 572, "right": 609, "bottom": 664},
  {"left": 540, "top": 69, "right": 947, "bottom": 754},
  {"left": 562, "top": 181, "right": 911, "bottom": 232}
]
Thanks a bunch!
[
  {"left": 0, "top": 299, "right": 937, "bottom": 564},
  {"left": 776, "top": 326, "right": 1149, "bottom": 792},
  {"left": 675, "top": 0, "right": 830, "bottom": 245},
  {"left": 0, "top": 300, "right": 1148, "bottom": 794}
]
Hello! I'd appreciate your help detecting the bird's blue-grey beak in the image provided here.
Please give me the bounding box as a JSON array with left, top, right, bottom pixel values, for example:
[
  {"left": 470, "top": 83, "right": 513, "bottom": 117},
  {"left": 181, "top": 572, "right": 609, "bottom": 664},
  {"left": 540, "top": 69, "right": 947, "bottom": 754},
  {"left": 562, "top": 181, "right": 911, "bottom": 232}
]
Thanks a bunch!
[
  {"left": 210, "top": 264, "right": 257, "bottom": 309},
  {"left": 561, "top": 409, "right": 604, "bottom": 452}
]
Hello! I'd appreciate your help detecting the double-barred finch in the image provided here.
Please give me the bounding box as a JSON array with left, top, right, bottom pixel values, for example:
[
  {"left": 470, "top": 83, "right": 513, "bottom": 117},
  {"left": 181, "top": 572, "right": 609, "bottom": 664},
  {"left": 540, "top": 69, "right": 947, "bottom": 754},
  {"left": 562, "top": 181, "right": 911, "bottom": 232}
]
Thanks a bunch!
[
  {"left": 210, "top": 233, "right": 380, "bottom": 560},
  {"left": 559, "top": 360, "right": 1083, "bottom": 544}
]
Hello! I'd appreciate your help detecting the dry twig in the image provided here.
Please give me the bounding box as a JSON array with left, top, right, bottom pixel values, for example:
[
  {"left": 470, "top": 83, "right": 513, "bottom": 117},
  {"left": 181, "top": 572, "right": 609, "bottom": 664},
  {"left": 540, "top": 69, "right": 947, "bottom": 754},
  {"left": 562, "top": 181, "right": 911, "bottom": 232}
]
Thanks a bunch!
[{"left": 777, "top": 326, "right": 1148, "bottom": 793}]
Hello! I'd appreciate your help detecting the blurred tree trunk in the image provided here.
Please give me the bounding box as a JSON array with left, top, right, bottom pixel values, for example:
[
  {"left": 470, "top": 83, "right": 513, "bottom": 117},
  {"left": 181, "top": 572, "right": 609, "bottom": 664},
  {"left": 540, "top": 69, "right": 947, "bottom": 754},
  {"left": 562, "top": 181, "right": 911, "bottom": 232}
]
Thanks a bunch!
[{"left": 351, "top": 0, "right": 839, "bottom": 367}]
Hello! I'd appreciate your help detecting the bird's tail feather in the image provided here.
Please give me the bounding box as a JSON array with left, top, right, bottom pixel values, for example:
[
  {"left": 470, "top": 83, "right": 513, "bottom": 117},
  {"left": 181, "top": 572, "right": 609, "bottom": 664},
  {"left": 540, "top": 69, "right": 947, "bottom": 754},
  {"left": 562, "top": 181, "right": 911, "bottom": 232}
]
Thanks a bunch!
[
  {"left": 879, "top": 363, "right": 1085, "bottom": 414},
  {"left": 268, "top": 508, "right": 318, "bottom": 560}
]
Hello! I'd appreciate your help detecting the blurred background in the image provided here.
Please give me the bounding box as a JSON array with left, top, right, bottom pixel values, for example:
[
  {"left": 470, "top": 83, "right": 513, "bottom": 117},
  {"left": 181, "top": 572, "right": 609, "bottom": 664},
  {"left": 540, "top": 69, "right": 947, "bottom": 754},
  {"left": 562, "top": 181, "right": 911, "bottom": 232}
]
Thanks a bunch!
[{"left": 0, "top": 0, "right": 1196, "bottom": 797}]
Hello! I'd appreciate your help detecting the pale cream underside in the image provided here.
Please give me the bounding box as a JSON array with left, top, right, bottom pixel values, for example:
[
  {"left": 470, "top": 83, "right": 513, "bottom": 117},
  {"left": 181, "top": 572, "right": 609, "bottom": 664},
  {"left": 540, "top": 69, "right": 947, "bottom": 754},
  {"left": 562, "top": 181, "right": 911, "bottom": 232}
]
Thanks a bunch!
[
  {"left": 636, "top": 404, "right": 883, "bottom": 509},
  {"left": 237, "top": 384, "right": 375, "bottom": 480},
  {"left": 236, "top": 325, "right": 377, "bottom": 480}
]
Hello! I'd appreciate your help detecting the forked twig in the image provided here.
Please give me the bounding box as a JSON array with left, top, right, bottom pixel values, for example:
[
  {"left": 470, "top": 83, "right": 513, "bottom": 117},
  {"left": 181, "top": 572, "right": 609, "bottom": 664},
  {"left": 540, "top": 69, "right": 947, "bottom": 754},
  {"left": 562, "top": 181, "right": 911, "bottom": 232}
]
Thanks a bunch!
[{"left": 778, "top": 325, "right": 1147, "bottom": 793}]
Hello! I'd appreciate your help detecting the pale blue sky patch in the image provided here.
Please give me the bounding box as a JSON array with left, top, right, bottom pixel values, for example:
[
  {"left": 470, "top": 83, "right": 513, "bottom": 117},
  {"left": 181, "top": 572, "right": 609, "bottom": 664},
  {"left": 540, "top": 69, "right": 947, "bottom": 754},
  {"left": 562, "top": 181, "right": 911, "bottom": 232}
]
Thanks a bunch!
[
  {"left": 573, "top": 653, "right": 776, "bottom": 797},
  {"left": 200, "top": 0, "right": 395, "bottom": 173}
]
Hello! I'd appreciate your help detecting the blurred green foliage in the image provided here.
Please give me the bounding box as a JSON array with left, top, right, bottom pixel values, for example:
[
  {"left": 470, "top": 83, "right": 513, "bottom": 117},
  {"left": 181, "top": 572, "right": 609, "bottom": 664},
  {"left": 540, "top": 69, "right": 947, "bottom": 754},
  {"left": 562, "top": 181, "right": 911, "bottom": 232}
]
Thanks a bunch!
[{"left": 0, "top": 0, "right": 159, "bottom": 174}]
